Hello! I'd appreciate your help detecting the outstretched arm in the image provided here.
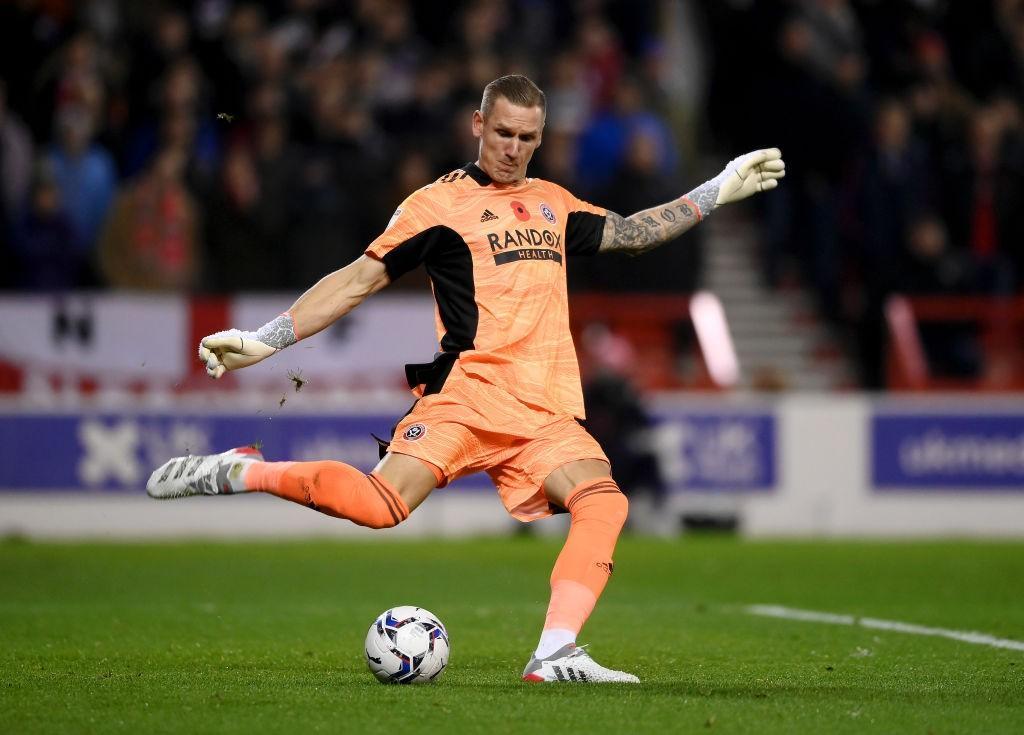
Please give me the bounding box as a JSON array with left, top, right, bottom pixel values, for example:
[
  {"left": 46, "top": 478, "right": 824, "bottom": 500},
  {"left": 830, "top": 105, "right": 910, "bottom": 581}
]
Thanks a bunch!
[
  {"left": 287, "top": 255, "right": 391, "bottom": 339},
  {"left": 599, "top": 148, "right": 785, "bottom": 256},
  {"left": 200, "top": 255, "right": 390, "bottom": 378}
]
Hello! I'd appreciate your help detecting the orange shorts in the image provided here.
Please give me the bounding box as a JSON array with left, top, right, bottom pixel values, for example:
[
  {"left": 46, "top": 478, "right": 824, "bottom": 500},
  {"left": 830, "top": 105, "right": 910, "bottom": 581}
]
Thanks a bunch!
[{"left": 387, "top": 369, "right": 609, "bottom": 522}]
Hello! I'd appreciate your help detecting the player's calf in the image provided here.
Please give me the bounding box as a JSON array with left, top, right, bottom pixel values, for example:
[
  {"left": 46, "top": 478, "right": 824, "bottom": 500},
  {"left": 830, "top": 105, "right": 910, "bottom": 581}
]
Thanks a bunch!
[
  {"left": 243, "top": 459, "right": 410, "bottom": 528},
  {"left": 148, "top": 452, "right": 411, "bottom": 529}
]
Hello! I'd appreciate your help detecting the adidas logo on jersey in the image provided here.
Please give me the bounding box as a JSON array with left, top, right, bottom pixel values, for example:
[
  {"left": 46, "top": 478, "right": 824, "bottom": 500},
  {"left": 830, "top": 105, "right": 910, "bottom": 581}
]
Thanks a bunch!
[{"left": 480, "top": 209, "right": 498, "bottom": 222}]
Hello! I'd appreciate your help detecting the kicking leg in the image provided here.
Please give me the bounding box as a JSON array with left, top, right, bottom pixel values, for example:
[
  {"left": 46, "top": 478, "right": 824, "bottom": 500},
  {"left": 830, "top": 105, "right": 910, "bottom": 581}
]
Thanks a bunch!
[
  {"left": 147, "top": 448, "right": 437, "bottom": 529},
  {"left": 522, "top": 459, "right": 638, "bottom": 683}
]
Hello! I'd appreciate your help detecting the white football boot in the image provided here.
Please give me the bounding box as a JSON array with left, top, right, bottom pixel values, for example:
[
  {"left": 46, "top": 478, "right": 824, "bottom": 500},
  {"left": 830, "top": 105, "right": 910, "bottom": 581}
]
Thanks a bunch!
[
  {"left": 521, "top": 644, "right": 640, "bottom": 683},
  {"left": 146, "top": 446, "right": 263, "bottom": 499}
]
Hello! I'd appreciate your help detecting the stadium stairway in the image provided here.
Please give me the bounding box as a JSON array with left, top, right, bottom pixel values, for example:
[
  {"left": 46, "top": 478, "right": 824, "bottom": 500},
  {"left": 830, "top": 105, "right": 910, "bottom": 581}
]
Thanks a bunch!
[{"left": 702, "top": 215, "right": 856, "bottom": 391}]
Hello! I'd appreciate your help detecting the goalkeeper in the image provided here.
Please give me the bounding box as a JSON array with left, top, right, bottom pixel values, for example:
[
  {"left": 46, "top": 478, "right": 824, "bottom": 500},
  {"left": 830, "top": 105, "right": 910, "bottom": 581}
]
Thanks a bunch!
[{"left": 148, "top": 75, "right": 784, "bottom": 683}]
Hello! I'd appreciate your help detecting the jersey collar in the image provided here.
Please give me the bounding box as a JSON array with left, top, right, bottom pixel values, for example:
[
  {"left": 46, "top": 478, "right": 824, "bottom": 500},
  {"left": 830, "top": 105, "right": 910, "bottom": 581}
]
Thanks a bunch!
[
  {"left": 462, "top": 161, "right": 532, "bottom": 190},
  {"left": 461, "top": 162, "right": 493, "bottom": 186}
]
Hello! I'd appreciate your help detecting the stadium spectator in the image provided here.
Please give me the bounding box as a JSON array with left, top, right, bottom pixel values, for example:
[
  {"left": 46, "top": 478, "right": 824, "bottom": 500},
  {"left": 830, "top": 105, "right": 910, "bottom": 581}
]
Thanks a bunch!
[
  {"left": 123, "top": 57, "right": 220, "bottom": 194},
  {"left": 579, "top": 323, "right": 669, "bottom": 535},
  {"left": 938, "top": 104, "right": 1021, "bottom": 293},
  {"left": 899, "top": 213, "right": 984, "bottom": 378},
  {"left": 30, "top": 29, "right": 113, "bottom": 146},
  {"left": 0, "top": 79, "right": 35, "bottom": 286},
  {"left": 127, "top": 6, "right": 193, "bottom": 130},
  {"left": 575, "top": 75, "right": 677, "bottom": 197},
  {"left": 574, "top": 125, "right": 701, "bottom": 293},
  {"left": 847, "top": 98, "right": 930, "bottom": 387},
  {"left": 0, "top": 81, "right": 34, "bottom": 231},
  {"left": 45, "top": 104, "right": 117, "bottom": 270},
  {"left": 204, "top": 143, "right": 283, "bottom": 292},
  {"left": 10, "top": 162, "right": 79, "bottom": 291},
  {"left": 758, "top": 10, "right": 868, "bottom": 318},
  {"left": 98, "top": 145, "right": 201, "bottom": 291}
]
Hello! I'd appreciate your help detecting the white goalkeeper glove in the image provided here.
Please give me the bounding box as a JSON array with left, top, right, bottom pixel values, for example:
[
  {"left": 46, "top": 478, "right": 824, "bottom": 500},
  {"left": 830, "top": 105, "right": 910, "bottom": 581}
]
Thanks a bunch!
[
  {"left": 687, "top": 148, "right": 786, "bottom": 218},
  {"left": 198, "top": 313, "right": 298, "bottom": 379},
  {"left": 715, "top": 148, "right": 786, "bottom": 205}
]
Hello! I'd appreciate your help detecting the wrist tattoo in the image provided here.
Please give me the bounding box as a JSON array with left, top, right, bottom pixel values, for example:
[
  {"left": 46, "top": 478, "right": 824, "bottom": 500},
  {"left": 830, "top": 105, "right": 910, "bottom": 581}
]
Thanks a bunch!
[{"left": 255, "top": 313, "right": 298, "bottom": 350}]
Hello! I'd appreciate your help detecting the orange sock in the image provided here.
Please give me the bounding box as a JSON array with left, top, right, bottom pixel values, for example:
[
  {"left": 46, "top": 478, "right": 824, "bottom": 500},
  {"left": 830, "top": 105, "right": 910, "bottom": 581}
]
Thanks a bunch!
[
  {"left": 245, "top": 461, "right": 409, "bottom": 528},
  {"left": 537, "top": 478, "right": 628, "bottom": 655}
]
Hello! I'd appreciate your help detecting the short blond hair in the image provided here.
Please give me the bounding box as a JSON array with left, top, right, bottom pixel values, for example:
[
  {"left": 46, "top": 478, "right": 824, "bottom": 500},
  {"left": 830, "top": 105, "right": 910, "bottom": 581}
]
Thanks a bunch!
[{"left": 480, "top": 75, "right": 546, "bottom": 118}]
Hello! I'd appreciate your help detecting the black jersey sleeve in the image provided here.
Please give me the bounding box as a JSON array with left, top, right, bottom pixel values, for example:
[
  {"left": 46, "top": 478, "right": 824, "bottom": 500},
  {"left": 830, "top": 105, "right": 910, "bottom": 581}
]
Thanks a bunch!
[{"left": 557, "top": 184, "right": 607, "bottom": 257}]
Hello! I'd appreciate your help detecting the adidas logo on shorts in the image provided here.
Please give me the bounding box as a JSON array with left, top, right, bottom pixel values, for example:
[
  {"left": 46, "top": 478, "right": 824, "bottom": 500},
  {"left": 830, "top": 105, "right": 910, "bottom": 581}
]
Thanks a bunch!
[{"left": 480, "top": 209, "right": 498, "bottom": 222}]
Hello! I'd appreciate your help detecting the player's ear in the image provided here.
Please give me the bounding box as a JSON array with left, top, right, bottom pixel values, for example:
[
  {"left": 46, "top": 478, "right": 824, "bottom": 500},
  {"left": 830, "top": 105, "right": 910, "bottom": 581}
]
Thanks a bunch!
[{"left": 472, "top": 110, "right": 484, "bottom": 139}]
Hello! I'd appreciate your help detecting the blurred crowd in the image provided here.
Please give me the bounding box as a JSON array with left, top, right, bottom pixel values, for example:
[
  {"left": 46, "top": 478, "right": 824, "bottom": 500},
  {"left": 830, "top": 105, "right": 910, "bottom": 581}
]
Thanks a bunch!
[
  {"left": 706, "top": 0, "right": 1024, "bottom": 385},
  {"left": 0, "top": 0, "right": 701, "bottom": 295},
  {"left": 0, "top": 0, "right": 1023, "bottom": 385}
]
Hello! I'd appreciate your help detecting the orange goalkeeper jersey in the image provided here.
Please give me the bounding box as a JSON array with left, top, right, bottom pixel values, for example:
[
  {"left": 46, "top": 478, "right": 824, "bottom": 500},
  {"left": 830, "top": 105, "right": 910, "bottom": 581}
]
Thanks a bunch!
[{"left": 365, "top": 163, "right": 607, "bottom": 419}]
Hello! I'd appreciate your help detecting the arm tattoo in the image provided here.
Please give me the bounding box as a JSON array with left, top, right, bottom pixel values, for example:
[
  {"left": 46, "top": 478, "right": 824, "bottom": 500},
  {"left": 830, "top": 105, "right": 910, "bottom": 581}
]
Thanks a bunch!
[
  {"left": 255, "top": 312, "right": 298, "bottom": 350},
  {"left": 599, "top": 195, "right": 703, "bottom": 256}
]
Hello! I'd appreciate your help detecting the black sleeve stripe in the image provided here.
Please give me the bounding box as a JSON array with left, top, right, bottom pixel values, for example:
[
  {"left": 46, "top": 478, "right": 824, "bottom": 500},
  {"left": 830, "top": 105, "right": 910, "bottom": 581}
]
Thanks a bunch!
[
  {"left": 381, "top": 224, "right": 479, "bottom": 354},
  {"left": 379, "top": 225, "right": 459, "bottom": 281},
  {"left": 565, "top": 211, "right": 606, "bottom": 257}
]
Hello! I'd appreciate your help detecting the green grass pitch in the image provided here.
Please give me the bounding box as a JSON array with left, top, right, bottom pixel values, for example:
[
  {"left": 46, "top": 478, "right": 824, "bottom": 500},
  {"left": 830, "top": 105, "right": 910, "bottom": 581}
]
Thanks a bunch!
[{"left": 2, "top": 536, "right": 1022, "bottom": 734}]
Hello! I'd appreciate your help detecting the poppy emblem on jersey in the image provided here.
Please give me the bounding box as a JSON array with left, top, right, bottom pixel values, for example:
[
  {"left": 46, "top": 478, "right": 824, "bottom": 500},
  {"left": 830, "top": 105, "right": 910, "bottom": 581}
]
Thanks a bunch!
[
  {"left": 403, "top": 424, "right": 427, "bottom": 441},
  {"left": 510, "top": 200, "right": 531, "bottom": 222},
  {"left": 540, "top": 203, "right": 556, "bottom": 224}
]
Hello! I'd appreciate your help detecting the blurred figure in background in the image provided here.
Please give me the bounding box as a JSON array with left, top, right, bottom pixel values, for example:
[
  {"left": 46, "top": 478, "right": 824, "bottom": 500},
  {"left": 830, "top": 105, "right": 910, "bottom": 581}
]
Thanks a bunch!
[
  {"left": 0, "top": 80, "right": 34, "bottom": 233},
  {"left": 575, "top": 75, "right": 676, "bottom": 197},
  {"left": 285, "top": 62, "right": 384, "bottom": 289},
  {"left": 45, "top": 104, "right": 117, "bottom": 284},
  {"left": 30, "top": 29, "right": 113, "bottom": 147},
  {"left": 124, "top": 58, "right": 220, "bottom": 195},
  {"left": 580, "top": 323, "right": 670, "bottom": 536},
  {"left": 899, "top": 213, "right": 984, "bottom": 379},
  {"left": 0, "top": 80, "right": 35, "bottom": 287},
  {"left": 759, "top": 8, "right": 868, "bottom": 319},
  {"left": 572, "top": 125, "right": 701, "bottom": 293},
  {"left": 98, "top": 146, "right": 200, "bottom": 291},
  {"left": 10, "top": 162, "right": 79, "bottom": 291},
  {"left": 939, "top": 105, "right": 1020, "bottom": 293},
  {"left": 204, "top": 143, "right": 280, "bottom": 292},
  {"left": 848, "top": 98, "right": 929, "bottom": 388},
  {"left": 204, "top": 83, "right": 298, "bottom": 291}
]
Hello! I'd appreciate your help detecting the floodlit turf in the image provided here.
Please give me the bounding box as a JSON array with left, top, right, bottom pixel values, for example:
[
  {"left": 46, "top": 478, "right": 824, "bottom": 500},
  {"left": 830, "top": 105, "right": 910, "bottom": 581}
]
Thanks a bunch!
[{"left": 1, "top": 536, "right": 1022, "bottom": 734}]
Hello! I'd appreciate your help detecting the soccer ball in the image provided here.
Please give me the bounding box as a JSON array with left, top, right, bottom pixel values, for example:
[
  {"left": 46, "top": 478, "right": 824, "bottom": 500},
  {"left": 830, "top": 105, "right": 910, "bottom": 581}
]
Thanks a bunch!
[{"left": 364, "top": 606, "right": 450, "bottom": 684}]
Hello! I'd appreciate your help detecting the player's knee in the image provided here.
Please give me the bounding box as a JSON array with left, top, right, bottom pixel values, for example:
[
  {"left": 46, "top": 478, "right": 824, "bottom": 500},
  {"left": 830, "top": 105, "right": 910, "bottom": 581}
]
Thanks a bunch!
[
  {"left": 358, "top": 500, "right": 411, "bottom": 529},
  {"left": 361, "top": 513, "right": 405, "bottom": 530},
  {"left": 351, "top": 472, "right": 411, "bottom": 529},
  {"left": 592, "top": 486, "right": 629, "bottom": 531},
  {"left": 606, "top": 488, "right": 629, "bottom": 529},
  {"left": 571, "top": 482, "right": 629, "bottom": 529}
]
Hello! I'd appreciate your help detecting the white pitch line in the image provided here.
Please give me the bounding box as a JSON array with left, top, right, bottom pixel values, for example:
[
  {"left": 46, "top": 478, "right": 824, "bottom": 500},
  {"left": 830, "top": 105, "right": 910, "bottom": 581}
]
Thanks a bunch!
[{"left": 746, "top": 604, "right": 1024, "bottom": 652}]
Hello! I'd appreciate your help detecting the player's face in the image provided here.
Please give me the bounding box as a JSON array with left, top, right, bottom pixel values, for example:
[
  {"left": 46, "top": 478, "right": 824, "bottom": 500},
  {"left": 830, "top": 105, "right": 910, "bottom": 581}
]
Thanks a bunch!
[{"left": 472, "top": 98, "right": 544, "bottom": 185}]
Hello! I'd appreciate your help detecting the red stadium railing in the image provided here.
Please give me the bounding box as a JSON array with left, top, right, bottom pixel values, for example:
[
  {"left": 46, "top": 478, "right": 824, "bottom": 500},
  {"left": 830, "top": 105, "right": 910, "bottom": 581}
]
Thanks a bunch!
[
  {"left": 886, "top": 294, "right": 1024, "bottom": 391},
  {"left": 569, "top": 293, "right": 734, "bottom": 391}
]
